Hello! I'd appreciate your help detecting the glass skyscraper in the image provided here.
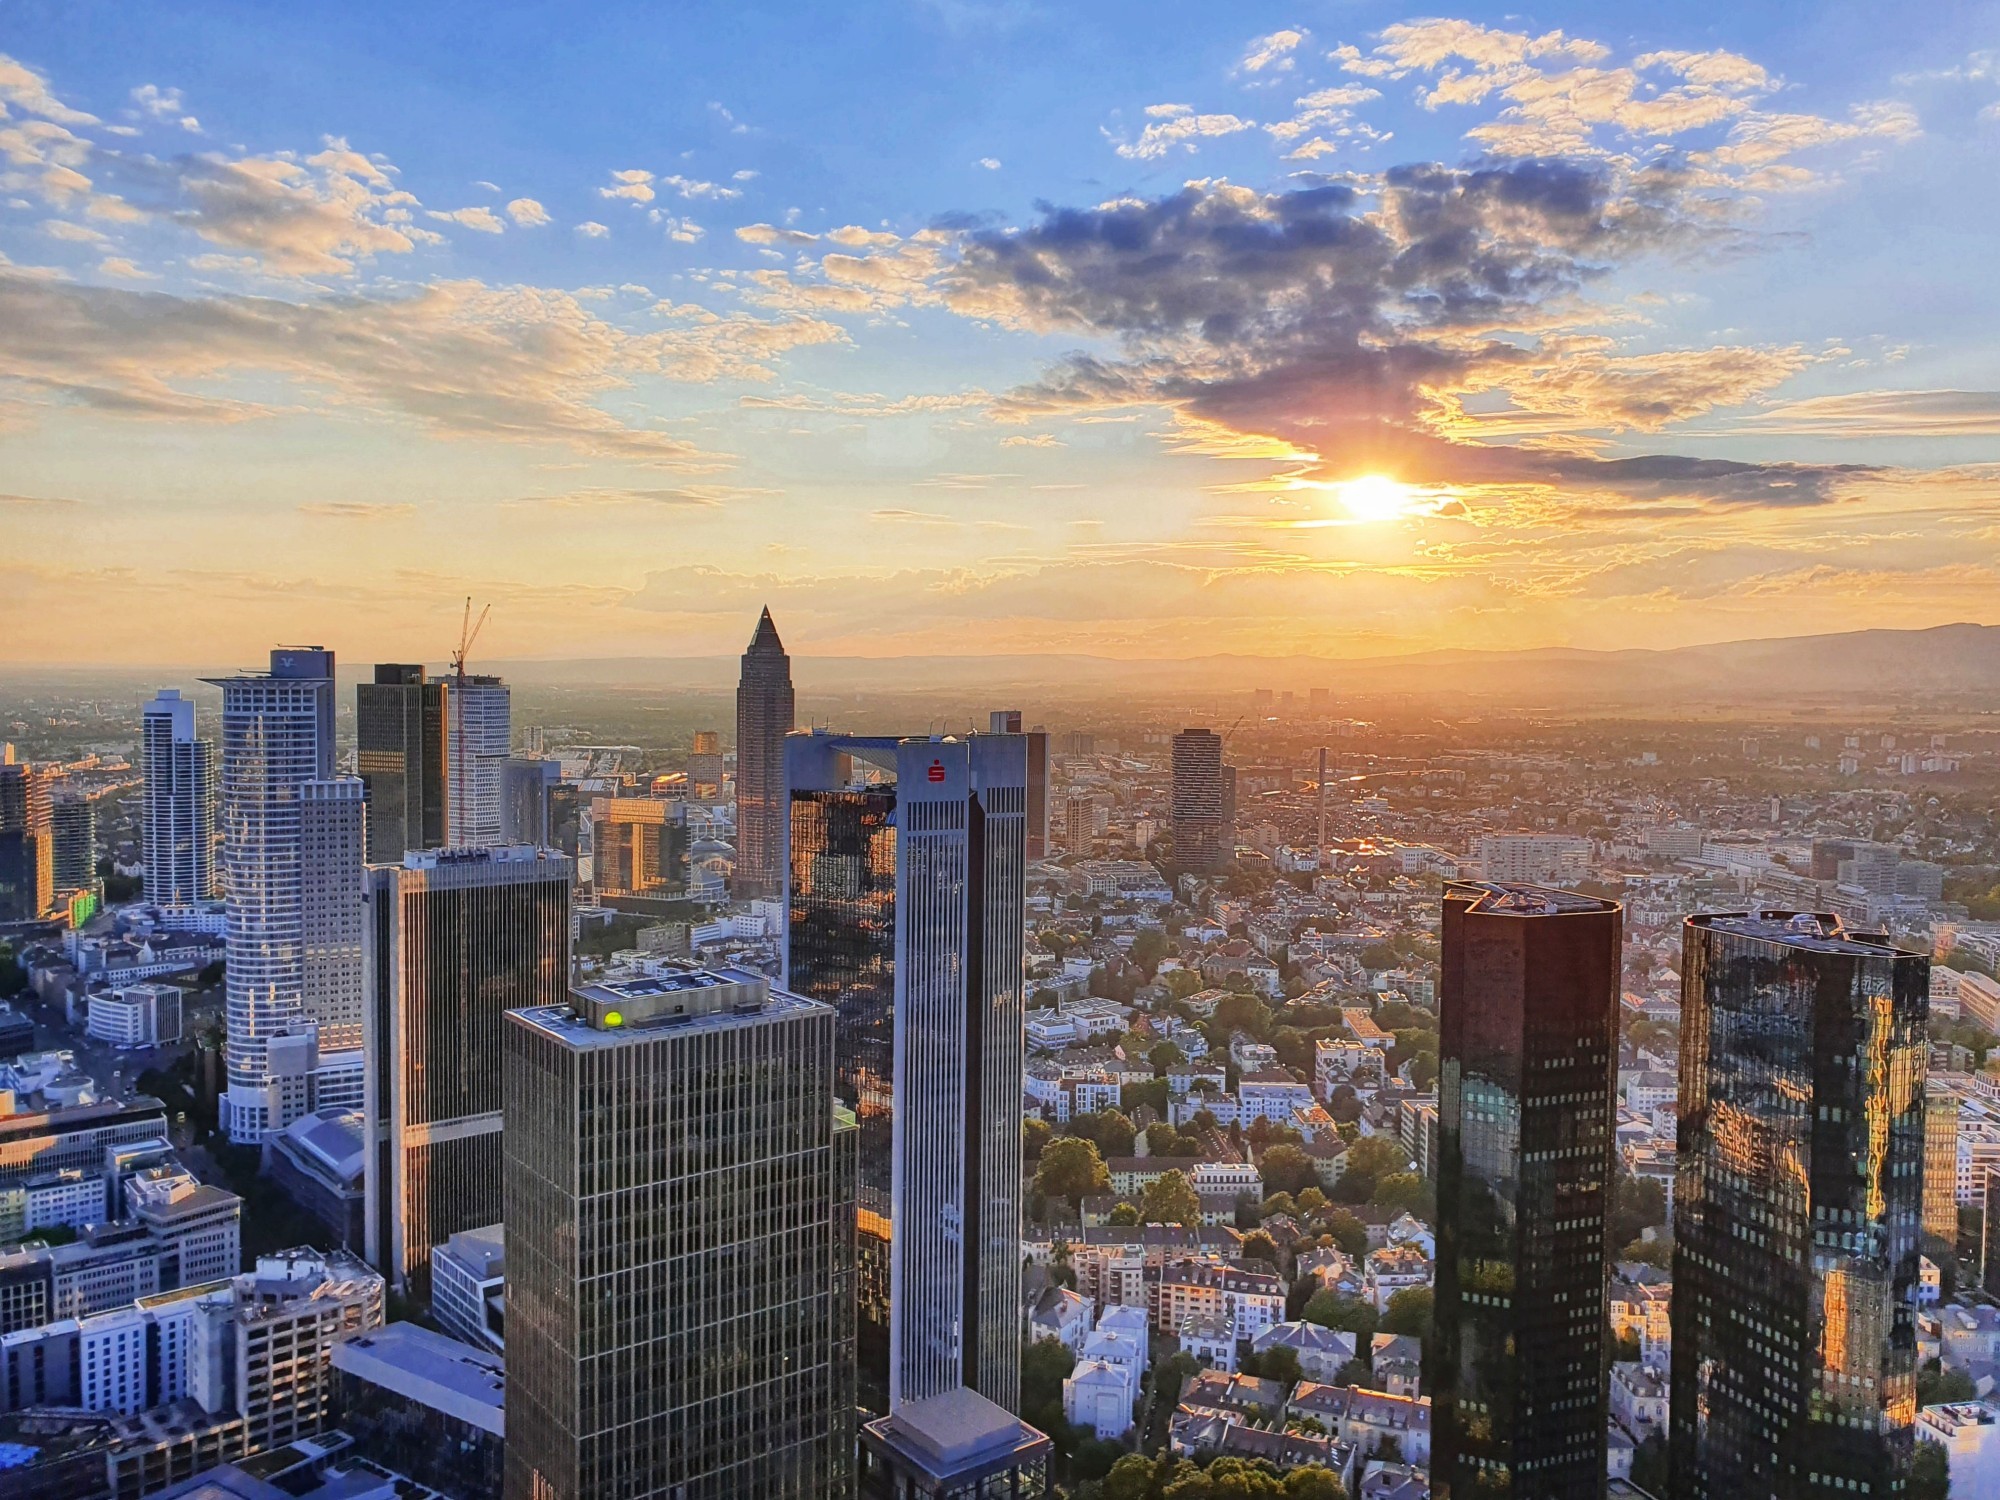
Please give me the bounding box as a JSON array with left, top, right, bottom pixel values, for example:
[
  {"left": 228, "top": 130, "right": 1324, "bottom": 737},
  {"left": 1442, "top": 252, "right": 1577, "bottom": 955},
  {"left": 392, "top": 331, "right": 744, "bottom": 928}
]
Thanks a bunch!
[
  {"left": 784, "top": 731, "right": 1028, "bottom": 1416},
  {"left": 141, "top": 687, "right": 214, "bottom": 907},
  {"left": 734, "top": 606, "right": 795, "bottom": 900},
  {"left": 446, "top": 674, "right": 510, "bottom": 847},
  {"left": 356, "top": 664, "right": 449, "bottom": 862},
  {"left": 1672, "top": 910, "right": 1928, "bottom": 1500},
  {"left": 1169, "top": 728, "right": 1230, "bottom": 875},
  {"left": 1433, "top": 880, "right": 1622, "bottom": 1500},
  {"left": 502, "top": 968, "right": 855, "bottom": 1500}
]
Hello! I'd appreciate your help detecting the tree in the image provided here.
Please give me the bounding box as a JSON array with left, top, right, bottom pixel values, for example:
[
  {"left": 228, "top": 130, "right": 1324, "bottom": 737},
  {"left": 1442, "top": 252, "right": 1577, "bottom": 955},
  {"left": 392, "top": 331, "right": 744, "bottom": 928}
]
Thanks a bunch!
[
  {"left": 1073, "top": 1109, "right": 1138, "bottom": 1160},
  {"left": 1131, "top": 928, "right": 1169, "bottom": 974},
  {"left": 1295, "top": 1187, "right": 1328, "bottom": 1216},
  {"left": 1371, "top": 1172, "right": 1428, "bottom": 1216},
  {"left": 1382, "top": 1286, "right": 1432, "bottom": 1338},
  {"left": 1023, "top": 1117, "right": 1053, "bottom": 1162},
  {"left": 1345, "top": 1136, "right": 1410, "bottom": 1178},
  {"left": 1215, "top": 991, "right": 1272, "bottom": 1039},
  {"left": 1631, "top": 1433, "right": 1667, "bottom": 1496},
  {"left": 1620, "top": 1235, "right": 1674, "bottom": 1270},
  {"left": 1332, "top": 1355, "right": 1378, "bottom": 1390},
  {"left": 1123, "top": 1078, "right": 1170, "bottom": 1119},
  {"left": 1150, "top": 1040, "right": 1188, "bottom": 1074},
  {"left": 1303, "top": 1290, "right": 1377, "bottom": 1341},
  {"left": 1147, "top": 1123, "right": 1198, "bottom": 1158},
  {"left": 1241, "top": 1230, "right": 1281, "bottom": 1268},
  {"left": 1612, "top": 1329, "right": 1641, "bottom": 1363},
  {"left": 1324, "top": 1209, "right": 1369, "bottom": 1259},
  {"left": 1260, "top": 1192, "right": 1297, "bottom": 1220},
  {"left": 1285, "top": 1466, "right": 1348, "bottom": 1500},
  {"left": 1141, "top": 1169, "right": 1203, "bottom": 1227},
  {"left": 1406, "top": 1052, "right": 1439, "bottom": 1090},
  {"left": 1918, "top": 1362, "right": 1976, "bottom": 1407},
  {"left": 1910, "top": 1436, "right": 1950, "bottom": 1500},
  {"left": 1036, "top": 1136, "right": 1110, "bottom": 1209},
  {"left": 1108, "top": 1202, "right": 1140, "bottom": 1227},
  {"left": 1244, "top": 1343, "right": 1303, "bottom": 1385},
  {"left": 1021, "top": 1336, "right": 1076, "bottom": 1444},
  {"left": 1326, "top": 1085, "right": 1362, "bottom": 1124},
  {"left": 1261, "top": 1143, "right": 1321, "bottom": 1198},
  {"left": 0, "top": 946, "right": 22, "bottom": 999},
  {"left": 1101, "top": 1454, "right": 1160, "bottom": 1500},
  {"left": 1609, "top": 1168, "right": 1668, "bottom": 1247}
]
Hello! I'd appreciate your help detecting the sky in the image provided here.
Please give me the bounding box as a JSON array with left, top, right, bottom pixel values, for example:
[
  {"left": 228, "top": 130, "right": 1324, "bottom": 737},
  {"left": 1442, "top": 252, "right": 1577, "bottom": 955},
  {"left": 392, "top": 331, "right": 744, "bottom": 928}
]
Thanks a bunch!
[{"left": 3, "top": 0, "right": 1999, "bottom": 667}]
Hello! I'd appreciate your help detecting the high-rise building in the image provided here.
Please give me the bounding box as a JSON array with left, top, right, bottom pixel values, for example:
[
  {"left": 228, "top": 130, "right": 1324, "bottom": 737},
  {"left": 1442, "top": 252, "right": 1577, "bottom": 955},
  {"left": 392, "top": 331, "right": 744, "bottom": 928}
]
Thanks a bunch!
[
  {"left": 1433, "top": 880, "right": 1622, "bottom": 1500},
  {"left": 1925, "top": 1084, "right": 1962, "bottom": 1244},
  {"left": 446, "top": 674, "right": 510, "bottom": 847},
  {"left": 734, "top": 607, "right": 795, "bottom": 900},
  {"left": 1170, "top": 728, "right": 1230, "bottom": 875},
  {"left": 989, "top": 712, "right": 1048, "bottom": 861},
  {"left": 1064, "top": 792, "right": 1095, "bottom": 855},
  {"left": 356, "top": 665, "right": 449, "bottom": 862},
  {"left": 0, "top": 753, "right": 53, "bottom": 922},
  {"left": 687, "top": 729, "right": 725, "bottom": 799},
  {"left": 1672, "top": 910, "right": 1928, "bottom": 1500},
  {"left": 141, "top": 689, "right": 215, "bottom": 907},
  {"left": 588, "top": 794, "right": 691, "bottom": 913},
  {"left": 206, "top": 647, "right": 337, "bottom": 1143},
  {"left": 363, "top": 846, "right": 571, "bottom": 1299},
  {"left": 499, "top": 758, "right": 558, "bottom": 846},
  {"left": 784, "top": 731, "right": 1027, "bottom": 1413},
  {"left": 503, "top": 967, "right": 856, "bottom": 1499},
  {"left": 300, "top": 778, "right": 366, "bottom": 1059},
  {"left": 49, "top": 793, "right": 96, "bottom": 894}
]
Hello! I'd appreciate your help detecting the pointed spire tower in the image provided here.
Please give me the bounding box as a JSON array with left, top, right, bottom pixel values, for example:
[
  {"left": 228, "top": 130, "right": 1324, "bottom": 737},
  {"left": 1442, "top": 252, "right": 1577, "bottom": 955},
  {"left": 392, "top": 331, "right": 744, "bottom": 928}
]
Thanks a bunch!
[{"left": 734, "top": 605, "right": 796, "bottom": 900}]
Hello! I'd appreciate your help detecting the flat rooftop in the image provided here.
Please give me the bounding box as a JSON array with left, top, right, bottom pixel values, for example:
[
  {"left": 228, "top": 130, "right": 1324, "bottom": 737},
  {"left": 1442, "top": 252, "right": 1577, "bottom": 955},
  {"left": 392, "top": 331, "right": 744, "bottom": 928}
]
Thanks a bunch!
[
  {"left": 330, "top": 1321, "right": 504, "bottom": 1437},
  {"left": 1448, "top": 881, "right": 1620, "bottom": 916},
  {"left": 513, "top": 965, "right": 823, "bottom": 1050},
  {"left": 1688, "top": 910, "right": 1917, "bottom": 957}
]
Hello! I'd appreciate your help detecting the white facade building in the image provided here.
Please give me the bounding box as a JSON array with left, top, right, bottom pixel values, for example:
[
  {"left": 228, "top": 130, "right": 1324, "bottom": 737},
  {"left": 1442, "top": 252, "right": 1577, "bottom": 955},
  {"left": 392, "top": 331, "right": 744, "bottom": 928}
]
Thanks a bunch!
[
  {"left": 1064, "top": 1357, "right": 1135, "bottom": 1440},
  {"left": 85, "top": 983, "right": 183, "bottom": 1047},
  {"left": 141, "top": 689, "right": 215, "bottom": 908},
  {"left": 1476, "top": 833, "right": 1591, "bottom": 884},
  {"left": 447, "top": 676, "right": 511, "bottom": 846}
]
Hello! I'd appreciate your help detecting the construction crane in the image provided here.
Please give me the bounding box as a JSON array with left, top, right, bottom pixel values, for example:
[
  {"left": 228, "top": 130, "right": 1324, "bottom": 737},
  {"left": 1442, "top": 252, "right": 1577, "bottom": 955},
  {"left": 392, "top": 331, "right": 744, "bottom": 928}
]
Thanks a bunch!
[
  {"left": 448, "top": 598, "right": 490, "bottom": 842},
  {"left": 1220, "top": 714, "right": 1246, "bottom": 745}
]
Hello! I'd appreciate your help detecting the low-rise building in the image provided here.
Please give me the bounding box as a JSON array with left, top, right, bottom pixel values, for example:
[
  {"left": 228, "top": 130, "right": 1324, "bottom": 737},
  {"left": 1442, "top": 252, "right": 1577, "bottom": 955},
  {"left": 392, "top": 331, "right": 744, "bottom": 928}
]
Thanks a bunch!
[
  {"left": 1064, "top": 1357, "right": 1135, "bottom": 1440},
  {"left": 431, "top": 1222, "right": 504, "bottom": 1353},
  {"left": 1157, "top": 1260, "right": 1284, "bottom": 1341},
  {"left": 1917, "top": 1400, "right": 2000, "bottom": 1498},
  {"left": 331, "top": 1320, "right": 505, "bottom": 1499},
  {"left": 1180, "top": 1313, "right": 1236, "bottom": 1372},
  {"left": 1250, "top": 1320, "right": 1357, "bottom": 1382}
]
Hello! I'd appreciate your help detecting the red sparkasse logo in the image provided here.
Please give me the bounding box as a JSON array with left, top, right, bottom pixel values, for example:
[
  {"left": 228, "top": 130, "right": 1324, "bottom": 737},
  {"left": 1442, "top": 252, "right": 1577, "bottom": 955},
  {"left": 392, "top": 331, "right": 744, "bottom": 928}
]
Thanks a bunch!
[{"left": 927, "top": 760, "right": 946, "bottom": 783}]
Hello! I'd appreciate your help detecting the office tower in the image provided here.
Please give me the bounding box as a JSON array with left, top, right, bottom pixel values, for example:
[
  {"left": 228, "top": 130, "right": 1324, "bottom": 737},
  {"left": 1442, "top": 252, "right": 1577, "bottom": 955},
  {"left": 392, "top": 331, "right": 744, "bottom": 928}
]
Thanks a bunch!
[
  {"left": 141, "top": 688, "right": 215, "bottom": 907},
  {"left": 500, "top": 758, "right": 558, "bottom": 846},
  {"left": 300, "top": 778, "right": 366, "bottom": 1058},
  {"left": 49, "top": 793, "right": 95, "bottom": 893},
  {"left": 356, "top": 664, "right": 448, "bottom": 862},
  {"left": 1064, "top": 792, "right": 1094, "bottom": 854},
  {"left": 785, "top": 732, "right": 1027, "bottom": 1412},
  {"left": 588, "top": 794, "right": 691, "bottom": 912},
  {"left": 987, "top": 713, "right": 1047, "bottom": 862},
  {"left": 364, "top": 846, "right": 571, "bottom": 1299},
  {"left": 734, "top": 606, "right": 795, "bottom": 900},
  {"left": 206, "top": 647, "right": 337, "bottom": 1144},
  {"left": 0, "top": 755, "right": 52, "bottom": 922},
  {"left": 1672, "top": 910, "right": 1927, "bottom": 1500},
  {"left": 1433, "top": 880, "right": 1622, "bottom": 1500},
  {"left": 687, "top": 729, "right": 724, "bottom": 799},
  {"left": 503, "top": 968, "right": 855, "bottom": 1500},
  {"left": 446, "top": 674, "right": 510, "bottom": 846},
  {"left": 1924, "top": 1085, "right": 1961, "bottom": 1244},
  {"left": 1983, "top": 1171, "right": 2000, "bottom": 1298},
  {"left": 1170, "top": 728, "right": 1229, "bottom": 875}
]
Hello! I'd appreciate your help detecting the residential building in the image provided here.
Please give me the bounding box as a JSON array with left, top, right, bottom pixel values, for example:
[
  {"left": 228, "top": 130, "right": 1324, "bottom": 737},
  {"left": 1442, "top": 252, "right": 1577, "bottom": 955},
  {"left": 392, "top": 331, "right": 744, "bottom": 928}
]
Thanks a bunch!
[
  {"left": 141, "top": 689, "right": 216, "bottom": 907},
  {"left": 0, "top": 756, "right": 53, "bottom": 922},
  {"left": 783, "top": 730, "right": 1028, "bottom": 1413},
  {"left": 49, "top": 793, "right": 96, "bottom": 894},
  {"left": 1251, "top": 1320, "right": 1357, "bottom": 1382},
  {"left": 206, "top": 647, "right": 337, "bottom": 1142},
  {"left": 1157, "top": 1259, "right": 1284, "bottom": 1341},
  {"left": 445, "top": 674, "right": 510, "bottom": 846},
  {"left": 355, "top": 665, "right": 449, "bottom": 862},
  {"left": 1672, "top": 911, "right": 1929, "bottom": 1500},
  {"left": 502, "top": 968, "right": 855, "bottom": 1499},
  {"left": 362, "top": 846, "right": 571, "bottom": 1299},
  {"left": 733, "top": 606, "right": 795, "bottom": 900},
  {"left": 1434, "top": 881, "right": 1622, "bottom": 1500},
  {"left": 1474, "top": 833, "right": 1591, "bottom": 885},
  {"left": 1170, "top": 729, "right": 1230, "bottom": 875},
  {"left": 1916, "top": 1401, "right": 2000, "bottom": 1498}
]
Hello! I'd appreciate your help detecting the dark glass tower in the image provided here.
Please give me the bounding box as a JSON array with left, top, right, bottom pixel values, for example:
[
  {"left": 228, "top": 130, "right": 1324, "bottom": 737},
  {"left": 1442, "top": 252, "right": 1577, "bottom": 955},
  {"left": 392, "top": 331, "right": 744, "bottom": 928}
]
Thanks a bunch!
[
  {"left": 363, "top": 846, "right": 573, "bottom": 1300},
  {"left": 1434, "top": 881, "right": 1622, "bottom": 1500},
  {"left": 1170, "top": 728, "right": 1229, "bottom": 875},
  {"left": 734, "top": 607, "right": 796, "bottom": 900},
  {"left": 503, "top": 969, "right": 855, "bottom": 1500},
  {"left": 0, "top": 758, "right": 52, "bottom": 922},
  {"left": 357, "top": 664, "right": 449, "bottom": 863},
  {"left": 1672, "top": 911, "right": 1928, "bottom": 1500}
]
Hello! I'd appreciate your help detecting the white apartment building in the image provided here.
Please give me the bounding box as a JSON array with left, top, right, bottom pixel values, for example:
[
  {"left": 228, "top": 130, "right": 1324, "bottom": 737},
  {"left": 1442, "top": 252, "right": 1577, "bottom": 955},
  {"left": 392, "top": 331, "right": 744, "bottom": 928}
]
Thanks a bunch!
[
  {"left": 85, "top": 984, "right": 183, "bottom": 1048},
  {"left": 1475, "top": 833, "right": 1591, "bottom": 884}
]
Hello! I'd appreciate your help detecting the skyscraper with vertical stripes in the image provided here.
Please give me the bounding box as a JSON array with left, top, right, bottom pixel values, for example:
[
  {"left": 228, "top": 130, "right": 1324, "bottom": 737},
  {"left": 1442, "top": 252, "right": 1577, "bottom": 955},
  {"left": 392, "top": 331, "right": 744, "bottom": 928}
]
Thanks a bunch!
[
  {"left": 141, "top": 688, "right": 215, "bottom": 907},
  {"left": 783, "top": 731, "right": 1026, "bottom": 1415},
  {"left": 734, "top": 607, "right": 795, "bottom": 900},
  {"left": 447, "top": 674, "right": 510, "bottom": 847}
]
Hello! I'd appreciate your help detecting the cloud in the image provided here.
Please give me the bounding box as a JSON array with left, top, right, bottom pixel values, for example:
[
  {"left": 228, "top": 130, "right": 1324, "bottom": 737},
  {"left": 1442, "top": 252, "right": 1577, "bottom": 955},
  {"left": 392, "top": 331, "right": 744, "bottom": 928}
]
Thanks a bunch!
[
  {"left": 0, "top": 492, "right": 81, "bottom": 507},
  {"left": 0, "top": 269, "right": 842, "bottom": 464},
  {"left": 1237, "top": 30, "right": 1306, "bottom": 77},
  {"left": 1000, "top": 433, "right": 1065, "bottom": 447},
  {"left": 42, "top": 219, "right": 106, "bottom": 242},
  {"left": 130, "top": 83, "right": 200, "bottom": 132},
  {"left": 1109, "top": 104, "right": 1257, "bottom": 160},
  {"left": 869, "top": 508, "right": 958, "bottom": 524},
  {"left": 976, "top": 157, "right": 1002, "bottom": 170},
  {"left": 599, "top": 168, "right": 656, "bottom": 202},
  {"left": 0, "top": 54, "right": 99, "bottom": 126},
  {"left": 509, "top": 484, "right": 781, "bottom": 508},
  {"left": 506, "top": 197, "right": 550, "bottom": 227},
  {"left": 575, "top": 220, "right": 610, "bottom": 237},
  {"left": 1727, "top": 389, "right": 2000, "bottom": 438},
  {"left": 97, "top": 256, "right": 154, "bottom": 279},
  {"left": 736, "top": 222, "right": 819, "bottom": 246},
  {"left": 651, "top": 213, "right": 704, "bottom": 243},
  {"left": 298, "top": 501, "right": 416, "bottom": 519},
  {"left": 658, "top": 173, "right": 741, "bottom": 201},
  {"left": 428, "top": 205, "right": 506, "bottom": 233}
]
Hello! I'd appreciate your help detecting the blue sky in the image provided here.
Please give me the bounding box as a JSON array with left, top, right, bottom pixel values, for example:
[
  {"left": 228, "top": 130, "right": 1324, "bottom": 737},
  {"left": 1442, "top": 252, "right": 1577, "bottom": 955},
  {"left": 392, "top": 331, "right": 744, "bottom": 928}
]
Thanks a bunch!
[{"left": 3, "top": 2, "right": 1999, "bottom": 664}]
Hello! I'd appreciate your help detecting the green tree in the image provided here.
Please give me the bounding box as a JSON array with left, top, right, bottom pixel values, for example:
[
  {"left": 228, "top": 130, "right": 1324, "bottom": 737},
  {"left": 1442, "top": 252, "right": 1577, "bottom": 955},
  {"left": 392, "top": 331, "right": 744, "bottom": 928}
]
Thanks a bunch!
[
  {"left": 1244, "top": 1343, "right": 1303, "bottom": 1386},
  {"left": 1101, "top": 1454, "right": 1160, "bottom": 1500},
  {"left": 1303, "top": 1290, "right": 1377, "bottom": 1341},
  {"left": 1141, "top": 1169, "right": 1202, "bottom": 1227},
  {"left": 1909, "top": 1436, "right": 1950, "bottom": 1500},
  {"left": 1108, "top": 1202, "right": 1140, "bottom": 1227},
  {"left": 1073, "top": 1109, "right": 1138, "bottom": 1160},
  {"left": 1295, "top": 1186, "right": 1328, "bottom": 1216},
  {"left": 1215, "top": 991, "right": 1272, "bottom": 1039},
  {"left": 1284, "top": 1468, "right": 1348, "bottom": 1500},
  {"left": 1382, "top": 1286, "right": 1432, "bottom": 1338},
  {"left": 1332, "top": 1355, "right": 1378, "bottom": 1390},
  {"left": 1631, "top": 1433, "right": 1667, "bottom": 1496},
  {"left": 1021, "top": 1337, "right": 1076, "bottom": 1445},
  {"left": 1147, "top": 1123, "right": 1198, "bottom": 1158},
  {"left": 1917, "top": 1362, "right": 1976, "bottom": 1407},
  {"left": 1620, "top": 1235, "right": 1674, "bottom": 1270},
  {"left": 1345, "top": 1136, "right": 1409, "bottom": 1178},
  {"left": 1261, "top": 1143, "right": 1321, "bottom": 1198},
  {"left": 1035, "top": 1136, "right": 1110, "bottom": 1209},
  {"left": 1131, "top": 928, "right": 1169, "bottom": 974},
  {"left": 1371, "top": 1172, "right": 1429, "bottom": 1216},
  {"left": 1241, "top": 1230, "right": 1281, "bottom": 1268},
  {"left": 1023, "top": 1117, "right": 1053, "bottom": 1162},
  {"left": 1324, "top": 1208, "right": 1369, "bottom": 1259},
  {"left": 0, "top": 945, "right": 23, "bottom": 999},
  {"left": 1150, "top": 1040, "right": 1188, "bottom": 1074}
]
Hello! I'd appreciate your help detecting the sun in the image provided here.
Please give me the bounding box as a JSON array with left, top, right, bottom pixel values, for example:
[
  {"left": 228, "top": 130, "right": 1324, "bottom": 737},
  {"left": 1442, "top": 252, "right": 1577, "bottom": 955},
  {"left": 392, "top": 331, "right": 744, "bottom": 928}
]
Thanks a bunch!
[{"left": 1333, "top": 474, "right": 1410, "bottom": 522}]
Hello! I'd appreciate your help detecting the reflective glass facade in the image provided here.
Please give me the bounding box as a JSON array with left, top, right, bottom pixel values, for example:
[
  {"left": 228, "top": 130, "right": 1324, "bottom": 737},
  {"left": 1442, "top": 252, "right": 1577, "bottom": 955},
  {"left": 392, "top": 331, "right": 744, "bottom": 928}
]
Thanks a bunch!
[
  {"left": 503, "top": 977, "right": 854, "bottom": 1500},
  {"left": 356, "top": 665, "right": 448, "bottom": 863},
  {"left": 1672, "top": 912, "right": 1928, "bottom": 1500},
  {"left": 1434, "top": 881, "right": 1622, "bottom": 1500},
  {"left": 734, "top": 607, "right": 795, "bottom": 900}
]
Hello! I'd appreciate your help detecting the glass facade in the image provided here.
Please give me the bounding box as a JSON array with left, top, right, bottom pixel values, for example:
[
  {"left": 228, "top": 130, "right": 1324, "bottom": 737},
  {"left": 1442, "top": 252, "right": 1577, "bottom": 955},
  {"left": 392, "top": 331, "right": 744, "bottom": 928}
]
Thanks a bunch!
[
  {"left": 1672, "top": 911, "right": 1928, "bottom": 1500},
  {"left": 734, "top": 607, "right": 796, "bottom": 900},
  {"left": 503, "top": 977, "right": 855, "bottom": 1500},
  {"left": 590, "top": 795, "right": 693, "bottom": 909},
  {"left": 789, "top": 784, "right": 899, "bottom": 1412},
  {"left": 1434, "top": 881, "right": 1622, "bottom": 1500},
  {"left": 1169, "top": 729, "right": 1228, "bottom": 875},
  {"left": 356, "top": 665, "right": 448, "bottom": 863}
]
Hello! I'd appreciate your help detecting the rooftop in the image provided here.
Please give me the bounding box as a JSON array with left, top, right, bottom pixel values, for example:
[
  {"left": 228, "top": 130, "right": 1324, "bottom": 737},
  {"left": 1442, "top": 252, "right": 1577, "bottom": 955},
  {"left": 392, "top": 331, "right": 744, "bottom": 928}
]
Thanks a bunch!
[
  {"left": 862, "top": 1385, "right": 1051, "bottom": 1482},
  {"left": 1447, "top": 881, "right": 1620, "bottom": 916},
  {"left": 330, "top": 1321, "right": 505, "bottom": 1437},
  {"left": 1687, "top": 909, "right": 1920, "bottom": 957},
  {"left": 512, "top": 965, "right": 824, "bottom": 1048}
]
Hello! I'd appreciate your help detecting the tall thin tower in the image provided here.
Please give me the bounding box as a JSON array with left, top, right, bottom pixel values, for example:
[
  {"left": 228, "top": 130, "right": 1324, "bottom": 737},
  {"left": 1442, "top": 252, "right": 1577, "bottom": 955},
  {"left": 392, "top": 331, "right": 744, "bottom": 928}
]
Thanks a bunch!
[
  {"left": 141, "top": 689, "right": 215, "bottom": 906},
  {"left": 205, "top": 647, "right": 337, "bottom": 1143},
  {"left": 447, "top": 676, "right": 510, "bottom": 846},
  {"left": 734, "top": 607, "right": 795, "bottom": 900},
  {"left": 1316, "top": 746, "right": 1328, "bottom": 871}
]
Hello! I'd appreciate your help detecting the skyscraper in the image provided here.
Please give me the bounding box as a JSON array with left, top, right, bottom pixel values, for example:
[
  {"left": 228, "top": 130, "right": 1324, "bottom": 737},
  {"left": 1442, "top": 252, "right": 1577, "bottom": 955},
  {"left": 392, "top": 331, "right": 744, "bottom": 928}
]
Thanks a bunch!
[
  {"left": 503, "top": 967, "right": 855, "bottom": 1499},
  {"left": 49, "top": 793, "right": 95, "bottom": 893},
  {"left": 734, "top": 607, "right": 795, "bottom": 900},
  {"left": 784, "top": 731, "right": 1027, "bottom": 1413},
  {"left": 446, "top": 674, "right": 510, "bottom": 846},
  {"left": 1672, "top": 910, "right": 1928, "bottom": 1500},
  {"left": 356, "top": 664, "right": 449, "bottom": 862},
  {"left": 0, "top": 754, "right": 53, "bottom": 921},
  {"left": 1433, "top": 880, "right": 1622, "bottom": 1500},
  {"left": 363, "top": 846, "right": 571, "bottom": 1299},
  {"left": 588, "top": 794, "right": 692, "bottom": 913},
  {"left": 300, "top": 778, "right": 366, "bottom": 1063},
  {"left": 206, "top": 647, "right": 337, "bottom": 1143},
  {"left": 141, "top": 688, "right": 215, "bottom": 907},
  {"left": 1170, "top": 728, "right": 1230, "bottom": 875},
  {"left": 989, "top": 711, "right": 1048, "bottom": 861}
]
